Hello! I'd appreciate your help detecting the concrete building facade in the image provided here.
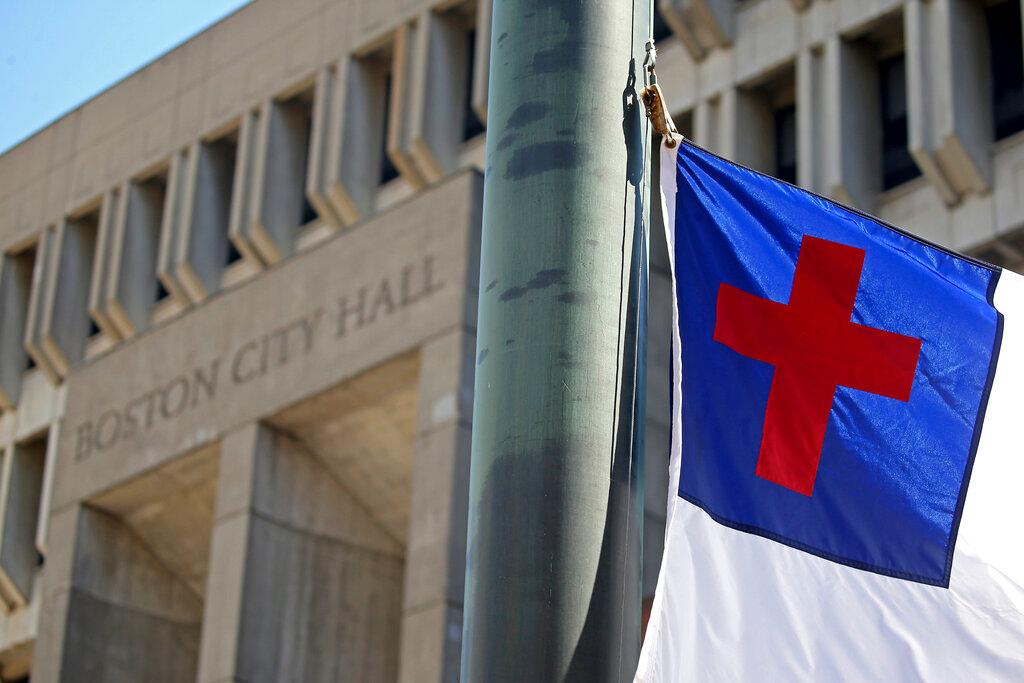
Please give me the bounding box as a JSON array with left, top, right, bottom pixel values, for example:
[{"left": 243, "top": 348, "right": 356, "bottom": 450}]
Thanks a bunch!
[{"left": 0, "top": 0, "right": 1019, "bottom": 680}]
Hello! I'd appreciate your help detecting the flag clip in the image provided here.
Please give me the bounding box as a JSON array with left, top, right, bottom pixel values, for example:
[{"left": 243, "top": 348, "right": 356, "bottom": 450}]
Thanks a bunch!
[{"left": 640, "top": 40, "right": 678, "bottom": 147}]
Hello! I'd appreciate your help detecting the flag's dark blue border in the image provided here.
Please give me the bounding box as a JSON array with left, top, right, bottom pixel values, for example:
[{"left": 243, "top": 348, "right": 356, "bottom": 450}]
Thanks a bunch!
[{"left": 668, "top": 139, "right": 1007, "bottom": 589}]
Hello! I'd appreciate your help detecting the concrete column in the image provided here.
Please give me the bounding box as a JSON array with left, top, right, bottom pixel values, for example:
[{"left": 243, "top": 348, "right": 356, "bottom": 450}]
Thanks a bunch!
[
  {"left": 197, "top": 422, "right": 405, "bottom": 683},
  {"left": 693, "top": 87, "right": 773, "bottom": 170},
  {"left": 797, "top": 45, "right": 826, "bottom": 194},
  {"left": 397, "top": 329, "right": 475, "bottom": 683},
  {"left": 801, "top": 36, "right": 880, "bottom": 210},
  {"left": 694, "top": 93, "right": 728, "bottom": 154},
  {"left": 32, "top": 505, "right": 204, "bottom": 683},
  {"left": 906, "top": 0, "right": 992, "bottom": 205},
  {"left": 658, "top": 0, "right": 735, "bottom": 62}
]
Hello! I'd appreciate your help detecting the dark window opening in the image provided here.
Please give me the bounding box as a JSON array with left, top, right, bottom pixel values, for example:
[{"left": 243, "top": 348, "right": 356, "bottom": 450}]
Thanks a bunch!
[
  {"left": 879, "top": 54, "right": 920, "bottom": 189},
  {"left": 300, "top": 196, "right": 318, "bottom": 226},
  {"left": 774, "top": 104, "right": 798, "bottom": 184},
  {"left": 380, "top": 74, "right": 400, "bottom": 185},
  {"left": 288, "top": 93, "right": 318, "bottom": 227},
  {"left": 225, "top": 239, "right": 243, "bottom": 266},
  {"left": 10, "top": 246, "right": 37, "bottom": 370},
  {"left": 462, "top": 30, "right": 486, "bottom": 141},
  {"left": 986, "top": 0, "right": 1024, "bottom": 140},
  {"left": 653, "top": 9, "right": 672, "bottom": 43}
]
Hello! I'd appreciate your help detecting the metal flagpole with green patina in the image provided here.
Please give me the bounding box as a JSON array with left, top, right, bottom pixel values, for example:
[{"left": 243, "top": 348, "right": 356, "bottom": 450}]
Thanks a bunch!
[{"left": 461, "top": 0, "right": 652, "bottom": 680}]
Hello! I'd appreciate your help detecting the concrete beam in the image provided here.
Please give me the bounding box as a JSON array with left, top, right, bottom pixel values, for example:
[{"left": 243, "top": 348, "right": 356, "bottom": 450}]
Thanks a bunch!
[{"left": 658, "top": 0, "right": 735, "bottom": 62}]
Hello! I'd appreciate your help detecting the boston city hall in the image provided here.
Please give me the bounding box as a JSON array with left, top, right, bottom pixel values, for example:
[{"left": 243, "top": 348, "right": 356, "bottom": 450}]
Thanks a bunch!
[{"left": 0, "top": 0, "right": 1021, "bottom": 680}]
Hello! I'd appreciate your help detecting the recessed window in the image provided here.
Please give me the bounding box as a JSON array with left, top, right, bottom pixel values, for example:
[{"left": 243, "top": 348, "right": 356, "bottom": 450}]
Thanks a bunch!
[
  {"left": 380, "top": 74, "right": 401, "bottom": 185},
  {"left": 12, "top": 246, "right": 37, "bottom": 370},
  {"left": 986, "top": 0, "right": 1024, "bottom": 141},
  {"left": 136, "top": 173, "right": 170, "bottom": 304},
  {"left": 462, "top": 29, "right": 486, "bottom": 141},
  {"left": 878, "top": 54, "right": 920, "bottom": 189},
  {"left": 203, "top": 132, "right": 242, "bottom": 267},
  {"left": 67, "top": 210, "right": 103, "bottom": 339},
  {"left": 653, "top": 8, "right": 672, "bottom": 43},
  {"left": 0, "top": 432, "right": 47, "bottom": 605},
  {"left": 284, "top": 90, "right": 318, "bottom": 227},
  {"left": 736, "top": 64, "right": 797, "bottom": 182},
  {"left": 123, "top": 170, "right": 170, "bottom": 324},
  {"left": 774, "top": 104, "right": 797, "bottom": 184}
]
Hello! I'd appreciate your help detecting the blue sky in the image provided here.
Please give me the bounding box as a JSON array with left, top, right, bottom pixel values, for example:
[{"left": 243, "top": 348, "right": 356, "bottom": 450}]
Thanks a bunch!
[{"left": 0, "top": 0, "right": 252, "bottom": 154}]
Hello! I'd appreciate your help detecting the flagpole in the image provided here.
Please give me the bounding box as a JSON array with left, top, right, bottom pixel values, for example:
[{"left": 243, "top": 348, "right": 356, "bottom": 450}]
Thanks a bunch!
[{"left": 461, "top": 0, "right": 651, "bottom": 680}]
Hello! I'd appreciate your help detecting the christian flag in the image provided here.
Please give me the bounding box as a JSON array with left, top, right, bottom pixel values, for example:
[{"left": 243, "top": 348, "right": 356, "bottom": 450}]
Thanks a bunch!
[{"left": 637, "top": 138, "right": 1024, "bottom": 680}]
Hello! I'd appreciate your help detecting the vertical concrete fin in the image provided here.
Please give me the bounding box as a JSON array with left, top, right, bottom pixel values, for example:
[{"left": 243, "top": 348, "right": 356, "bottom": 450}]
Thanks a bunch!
[
  {"left": 797, "top": 45, "right": 826, "bottom": 193},
  {"left": 305, "top": 65, "right": 344, "bottom": 229},
  {"left": 388, "top": 19, "right": 429, "bottom": 189},
  {"left": 328, "top": 52, "right": 389, "bottom": 225},
  {"left": 228, "top": 108, "right": 267, "bottom": 271},
  {"left": 105, "top": 170, "right": 170, "bottom": 339},
  {"left": 87, "top": 189, "right": 122, "bottom": 342},
  {"left": 156, "top": 148, "right": 193, "bottom": 305},
  {"left": 23, "top": 225, "right": 60, "bottom": 384}
]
